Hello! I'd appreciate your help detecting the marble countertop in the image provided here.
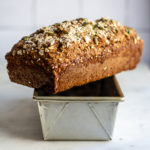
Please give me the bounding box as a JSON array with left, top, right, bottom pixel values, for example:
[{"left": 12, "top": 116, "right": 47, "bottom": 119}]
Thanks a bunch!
[{"left": 0, "top": 62, "right": 150, "bottom": 150}]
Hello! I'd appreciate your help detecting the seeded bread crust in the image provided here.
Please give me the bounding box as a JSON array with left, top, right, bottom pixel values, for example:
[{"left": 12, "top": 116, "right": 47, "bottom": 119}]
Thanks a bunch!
[{"left": 5, "top": 17, "right": 143, "bottom": 94}]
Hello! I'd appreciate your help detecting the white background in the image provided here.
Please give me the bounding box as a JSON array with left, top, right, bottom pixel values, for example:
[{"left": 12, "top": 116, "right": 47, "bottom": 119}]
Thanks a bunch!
[
  {"left": 0, "top": 1, "right": 150, "bottom": 150},
  {"left": 0, "top": 0, "right": 150, "bottom": 64}
]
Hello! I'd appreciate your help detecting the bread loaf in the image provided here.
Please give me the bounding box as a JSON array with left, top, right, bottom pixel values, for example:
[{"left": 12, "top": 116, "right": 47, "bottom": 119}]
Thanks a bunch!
[{"left": 5, "top": 17, "right": 143, "bottom": 94}]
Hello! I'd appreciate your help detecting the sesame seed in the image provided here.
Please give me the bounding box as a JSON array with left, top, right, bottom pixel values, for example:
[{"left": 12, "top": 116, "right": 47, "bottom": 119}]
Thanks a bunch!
[
  {"left": 12, "top": 50, "right": 16, "bottom": 56},
  {"left": 23, "top": 50, "right": 26, "bottom": 53},
  {"left": 114, "top": 38, "right": 118, "bottom": 42},
  {"left": 84, "top": 36, "right": 91, "bottom": 43},
  {"left": 45, "top": 48, "right": 49, "bottom": 52},
  {"left": 105, "top": 39, "right": 110, "bottom": 45},
  {"left": 107, "top": 49, "right": 111, "bottom": 53},
  {"left": 134, "top": 38, "right": 137, "bottom": 44},
  {"left": 48, "top": 46, "right": 54, "bottom": 50},
  {"left": 17, "top": 50, "right": 22, "bottom": 55},
  {"left": 39, "top": 50, "right": 44, "bottom": 56},
  {"left": 104, "top": 66, "right": 107, "bottom": 70},
  {"left": 37, "top": 58, "right": 41, "bottom": 62},
  {"left": 58, "top": 58, "right": 62, "bottom": 62}
]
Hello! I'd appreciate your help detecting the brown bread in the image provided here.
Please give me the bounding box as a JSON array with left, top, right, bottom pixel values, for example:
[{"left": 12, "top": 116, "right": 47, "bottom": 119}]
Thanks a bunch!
[{"left": 5, "top": 17, "right": 143, "bottom": 94}]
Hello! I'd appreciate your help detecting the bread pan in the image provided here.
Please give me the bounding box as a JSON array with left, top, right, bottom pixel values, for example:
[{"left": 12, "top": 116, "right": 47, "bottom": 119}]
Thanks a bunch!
[{"left": 33, "top": 76, "right": 124, "bottom": 141}]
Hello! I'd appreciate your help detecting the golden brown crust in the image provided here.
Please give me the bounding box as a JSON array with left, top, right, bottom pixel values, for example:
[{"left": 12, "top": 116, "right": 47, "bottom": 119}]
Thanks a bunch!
[
  {"left": 5, "top": 17, "right": 143, "bottom": 94},
  {"left": 54, "top": 40, "right": 143, "bottom": 93}
]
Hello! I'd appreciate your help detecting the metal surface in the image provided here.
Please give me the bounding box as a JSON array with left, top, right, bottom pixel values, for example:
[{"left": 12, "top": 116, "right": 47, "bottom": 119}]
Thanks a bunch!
[{"left": 33, "top": 76, "right": 124, "bottom": 141}]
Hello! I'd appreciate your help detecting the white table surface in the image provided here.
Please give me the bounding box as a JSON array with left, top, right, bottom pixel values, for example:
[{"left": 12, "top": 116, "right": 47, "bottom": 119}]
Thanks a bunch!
[{"left": 0, "top": 62, "right": 150, "bottom": 150}]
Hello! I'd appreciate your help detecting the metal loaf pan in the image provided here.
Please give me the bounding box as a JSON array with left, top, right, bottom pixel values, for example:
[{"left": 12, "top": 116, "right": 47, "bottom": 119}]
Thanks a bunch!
[{"left": 33, "top": 76, "right": 124, "bottom": 141}]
